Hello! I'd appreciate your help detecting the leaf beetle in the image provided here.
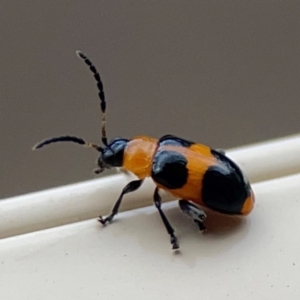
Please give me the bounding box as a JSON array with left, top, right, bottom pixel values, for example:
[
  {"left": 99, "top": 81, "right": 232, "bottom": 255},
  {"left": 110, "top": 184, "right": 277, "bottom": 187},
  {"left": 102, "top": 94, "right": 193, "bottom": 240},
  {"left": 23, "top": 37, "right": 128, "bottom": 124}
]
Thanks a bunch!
[{"left": 34, "top": 51, "right": 255, "bottom": 250}]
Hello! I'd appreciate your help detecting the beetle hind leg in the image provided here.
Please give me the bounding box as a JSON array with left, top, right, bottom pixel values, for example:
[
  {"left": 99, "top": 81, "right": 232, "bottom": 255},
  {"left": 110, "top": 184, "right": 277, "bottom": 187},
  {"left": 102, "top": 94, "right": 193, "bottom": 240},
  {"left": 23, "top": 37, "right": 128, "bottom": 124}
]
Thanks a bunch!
[{"left": 178, "top": 200, "right": 207, "bottom": 232}]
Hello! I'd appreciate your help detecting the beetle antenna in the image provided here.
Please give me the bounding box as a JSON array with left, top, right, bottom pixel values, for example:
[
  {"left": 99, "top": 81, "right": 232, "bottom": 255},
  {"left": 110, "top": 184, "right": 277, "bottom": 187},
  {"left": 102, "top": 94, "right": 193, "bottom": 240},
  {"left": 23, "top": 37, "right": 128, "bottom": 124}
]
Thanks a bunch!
[
  {"left": 76, "top": 51, "right": 108, "bottom": 147},
  {"left": 33, "top": 135, "right": 103, "bottom": 152}
]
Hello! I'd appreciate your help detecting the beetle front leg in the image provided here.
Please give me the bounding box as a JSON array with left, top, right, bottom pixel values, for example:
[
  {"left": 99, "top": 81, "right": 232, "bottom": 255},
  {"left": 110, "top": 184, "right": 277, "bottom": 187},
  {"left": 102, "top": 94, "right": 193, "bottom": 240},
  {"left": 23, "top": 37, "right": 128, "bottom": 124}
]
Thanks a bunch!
[
  {"left": 178, "top": 199, "right": 207, "bottom": 232},
  {"left": 98, "top": 179, "right": 144, "bottom": 225}
]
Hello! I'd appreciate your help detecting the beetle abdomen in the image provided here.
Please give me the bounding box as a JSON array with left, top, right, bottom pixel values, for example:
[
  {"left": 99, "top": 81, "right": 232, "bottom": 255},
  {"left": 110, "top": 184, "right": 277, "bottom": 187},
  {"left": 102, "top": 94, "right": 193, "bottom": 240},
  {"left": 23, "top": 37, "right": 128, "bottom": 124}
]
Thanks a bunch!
[{"left": 201, "top": 150, "right": 253, "bottom": 214}]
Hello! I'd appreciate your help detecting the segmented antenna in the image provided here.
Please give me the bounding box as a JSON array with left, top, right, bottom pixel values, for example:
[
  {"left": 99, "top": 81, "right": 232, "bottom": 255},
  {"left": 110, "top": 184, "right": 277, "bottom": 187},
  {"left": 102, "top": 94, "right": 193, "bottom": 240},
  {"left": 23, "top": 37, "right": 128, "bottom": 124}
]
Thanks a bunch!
[
  {"left": 76, "top": 51, "right": 108, "bottom": 146},
  {"left": 33, "top": 135, "right": 103, "bottom": 152}
]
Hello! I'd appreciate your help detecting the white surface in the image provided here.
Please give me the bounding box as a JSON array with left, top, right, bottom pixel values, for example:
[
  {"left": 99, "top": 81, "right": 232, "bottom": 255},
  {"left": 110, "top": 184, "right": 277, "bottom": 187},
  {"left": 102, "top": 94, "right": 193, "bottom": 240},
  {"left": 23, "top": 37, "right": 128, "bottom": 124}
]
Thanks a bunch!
[
  {"left": 2, "top": 134, "right": 300, "bottom": 239},
  {"left": 0, "top": 173, "right": 159, "bottom": 239},
  {"left": 2, "top": 134, "right": 300, "bottom": 299},
  {"left": 1, "top": 174, "right": 300, "bottom": 300},
  {"left": 226, "top": 134, "right": 300, "bottom": 182},
  {"left": 228, "top": 133, "right": 300, "bottom": 182}
]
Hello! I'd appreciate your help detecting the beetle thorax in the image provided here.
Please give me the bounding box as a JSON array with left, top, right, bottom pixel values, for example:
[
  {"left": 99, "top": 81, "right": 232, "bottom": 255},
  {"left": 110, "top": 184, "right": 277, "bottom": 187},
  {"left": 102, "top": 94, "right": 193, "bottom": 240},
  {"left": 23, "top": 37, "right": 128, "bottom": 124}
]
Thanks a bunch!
[{"left": 122, "top": 136, "right": 158, "bottom": 179}]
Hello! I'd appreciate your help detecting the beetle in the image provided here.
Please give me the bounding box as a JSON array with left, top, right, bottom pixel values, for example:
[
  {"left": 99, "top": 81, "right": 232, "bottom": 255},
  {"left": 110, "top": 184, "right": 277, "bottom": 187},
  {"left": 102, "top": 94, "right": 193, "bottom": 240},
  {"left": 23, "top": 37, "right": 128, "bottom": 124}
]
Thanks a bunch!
[{"left": 33, "top": 51, "right": 255, "bottom": 250}]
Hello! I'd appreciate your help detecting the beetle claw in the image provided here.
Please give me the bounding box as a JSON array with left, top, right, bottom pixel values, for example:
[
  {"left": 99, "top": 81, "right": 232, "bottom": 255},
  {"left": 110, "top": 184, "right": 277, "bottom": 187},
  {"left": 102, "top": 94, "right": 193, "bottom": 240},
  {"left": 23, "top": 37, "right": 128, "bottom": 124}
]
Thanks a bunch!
[{"left": 98, "top": 215, "right": 106, "bottom": 225}]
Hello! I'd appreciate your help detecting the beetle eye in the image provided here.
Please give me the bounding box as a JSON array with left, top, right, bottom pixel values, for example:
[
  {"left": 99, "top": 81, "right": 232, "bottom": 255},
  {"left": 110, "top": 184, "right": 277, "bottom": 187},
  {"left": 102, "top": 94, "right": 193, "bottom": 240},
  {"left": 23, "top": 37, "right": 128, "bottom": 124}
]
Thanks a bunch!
[{"left": 102, "top": 139, "right": 128, "bottom": 167}]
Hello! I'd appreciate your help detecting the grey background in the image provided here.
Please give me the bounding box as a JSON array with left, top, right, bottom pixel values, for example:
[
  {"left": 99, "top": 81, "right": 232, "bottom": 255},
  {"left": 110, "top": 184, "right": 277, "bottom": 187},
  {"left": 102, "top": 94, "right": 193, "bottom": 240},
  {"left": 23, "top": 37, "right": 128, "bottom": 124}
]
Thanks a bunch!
[{"left": 1, "top": 1, "right": 300, "bottom": 199}]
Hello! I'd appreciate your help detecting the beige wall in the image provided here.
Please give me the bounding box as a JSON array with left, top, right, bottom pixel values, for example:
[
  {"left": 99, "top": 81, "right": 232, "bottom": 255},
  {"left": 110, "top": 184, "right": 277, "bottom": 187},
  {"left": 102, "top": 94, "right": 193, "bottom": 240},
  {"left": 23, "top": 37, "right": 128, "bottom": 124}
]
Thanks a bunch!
[{"left": 1, "top": 1, "right": 300, "bottom": 199}]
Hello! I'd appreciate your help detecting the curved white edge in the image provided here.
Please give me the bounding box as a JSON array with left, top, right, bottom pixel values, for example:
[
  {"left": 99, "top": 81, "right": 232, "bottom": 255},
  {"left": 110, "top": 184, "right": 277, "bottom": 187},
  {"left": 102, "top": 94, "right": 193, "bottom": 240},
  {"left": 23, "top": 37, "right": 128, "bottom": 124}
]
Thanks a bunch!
[
  {"left": 2, "top": 133, "right": 300, "bottom": 239},
  {"left": 1, "top": 173, "right": 300, "bottom": 299},
  {"left": 228, "top": 133, "right": 300, "bottom": 182},
  {"left": 0, "top": 174, "right": 174, "bottom": 239}
]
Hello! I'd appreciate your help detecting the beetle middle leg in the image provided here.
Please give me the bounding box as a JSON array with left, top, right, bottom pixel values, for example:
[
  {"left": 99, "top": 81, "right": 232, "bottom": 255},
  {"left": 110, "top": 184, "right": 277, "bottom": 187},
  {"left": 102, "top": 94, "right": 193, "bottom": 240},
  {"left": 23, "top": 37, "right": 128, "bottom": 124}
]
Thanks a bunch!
[
  {"left": 98, "top": 179, "right": 144, "bottom": 225},
  {"left": 179, "top": 199, "right": 207, "bottom": 232},
  {"left": 153, "top": 187, "right": 179, "bottom": 250}
]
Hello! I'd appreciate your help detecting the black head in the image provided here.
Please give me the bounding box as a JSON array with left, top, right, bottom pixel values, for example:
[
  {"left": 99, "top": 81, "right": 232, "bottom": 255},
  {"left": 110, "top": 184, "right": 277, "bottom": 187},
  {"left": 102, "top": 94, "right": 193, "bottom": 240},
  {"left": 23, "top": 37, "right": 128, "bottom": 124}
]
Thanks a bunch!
[
  {"left": 96, "top": 138, "right": 129, "bottom": 173},
  {"left": 33, "top": 51, "right": 125, "bottom": 174}
]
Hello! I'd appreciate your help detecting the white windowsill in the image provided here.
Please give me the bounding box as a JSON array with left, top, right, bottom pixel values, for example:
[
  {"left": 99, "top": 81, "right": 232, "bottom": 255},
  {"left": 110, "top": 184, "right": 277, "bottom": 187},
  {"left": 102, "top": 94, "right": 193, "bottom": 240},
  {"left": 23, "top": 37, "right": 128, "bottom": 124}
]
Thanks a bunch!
[{"left": 1, "top": 134, "right": 300, "bottom": 299}]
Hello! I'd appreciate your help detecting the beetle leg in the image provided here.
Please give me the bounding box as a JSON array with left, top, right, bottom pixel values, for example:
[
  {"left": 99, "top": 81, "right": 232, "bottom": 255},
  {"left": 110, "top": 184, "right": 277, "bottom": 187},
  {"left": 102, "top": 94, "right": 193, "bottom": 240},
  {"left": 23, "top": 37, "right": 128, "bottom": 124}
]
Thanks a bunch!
[
  {"left": 178, "top": 200, "right": 207, "bottom": 232},
  {"left": 98, "top": 179, "right": 144, "bottom": 225},
  {"left": 153, "top": 187, "right": 179, "bottom": 250}
]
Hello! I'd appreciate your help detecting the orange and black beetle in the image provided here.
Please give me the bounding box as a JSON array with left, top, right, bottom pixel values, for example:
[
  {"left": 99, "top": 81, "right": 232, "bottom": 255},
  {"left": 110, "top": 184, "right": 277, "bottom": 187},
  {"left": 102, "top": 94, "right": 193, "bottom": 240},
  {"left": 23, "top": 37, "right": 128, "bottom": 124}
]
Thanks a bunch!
[{"left": 34, "top": 51, "right": 255, "bottom": 250}]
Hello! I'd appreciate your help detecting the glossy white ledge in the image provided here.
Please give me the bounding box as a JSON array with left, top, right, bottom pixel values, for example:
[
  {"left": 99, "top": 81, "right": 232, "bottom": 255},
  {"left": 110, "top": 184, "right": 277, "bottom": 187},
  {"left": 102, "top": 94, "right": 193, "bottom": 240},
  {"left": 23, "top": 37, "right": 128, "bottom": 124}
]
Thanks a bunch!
[
  {"left": 2, "top": 134, "right": 300, "bottom": 239},
  {"left": 1, "top": 173, "right": 299, "bottom": 300}
]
